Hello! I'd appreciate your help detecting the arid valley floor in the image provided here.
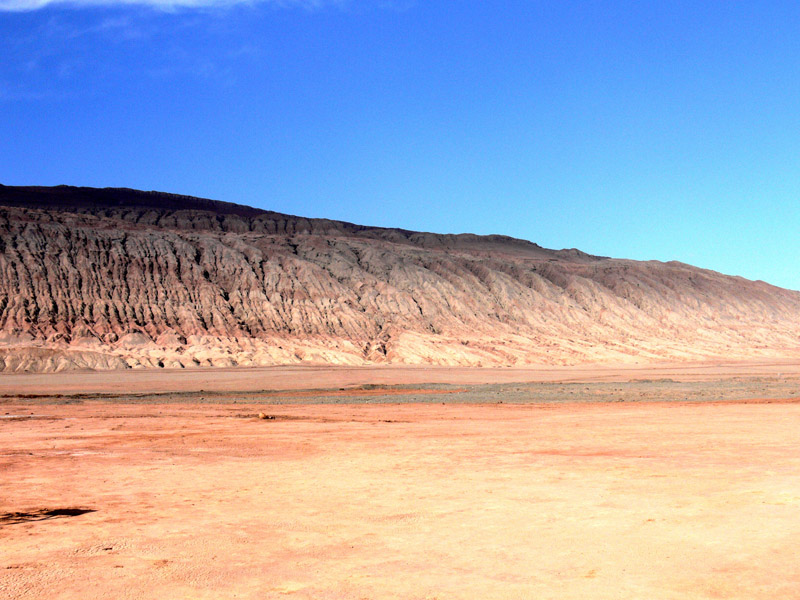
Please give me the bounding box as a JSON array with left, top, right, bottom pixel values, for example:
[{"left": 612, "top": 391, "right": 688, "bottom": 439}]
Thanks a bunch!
[{"left": 3, "top": 361, "right": 800, "bottom": 599}]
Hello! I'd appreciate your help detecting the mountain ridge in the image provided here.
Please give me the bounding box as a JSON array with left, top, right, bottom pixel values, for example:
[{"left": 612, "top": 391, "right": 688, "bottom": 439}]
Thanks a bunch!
[
  {"left": 1, "top": 184, "right": 798, "bottom": 372},
  {"left": 0, "top": 184, "right": 599, "bottom": 260}
]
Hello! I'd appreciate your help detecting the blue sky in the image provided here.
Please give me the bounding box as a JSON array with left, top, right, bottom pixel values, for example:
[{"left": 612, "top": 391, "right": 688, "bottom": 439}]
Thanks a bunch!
[{"left": 2, "top": 1, "right": 799, "bottom": 290}]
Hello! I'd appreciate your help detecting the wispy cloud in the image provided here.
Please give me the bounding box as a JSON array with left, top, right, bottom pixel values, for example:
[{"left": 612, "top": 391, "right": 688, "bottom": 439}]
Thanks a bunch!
[
  {"left": 66, "top": 15, "right": 145, "bottom": 39},
  {"left": 0, "top": 0, "right": 345, "bottom": 11}
]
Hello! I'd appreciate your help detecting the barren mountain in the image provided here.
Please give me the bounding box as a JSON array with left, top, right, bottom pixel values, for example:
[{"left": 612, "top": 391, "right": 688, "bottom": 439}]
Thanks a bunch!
[{"left": 1, "top": 184, "right": 799, "bottom": 372}]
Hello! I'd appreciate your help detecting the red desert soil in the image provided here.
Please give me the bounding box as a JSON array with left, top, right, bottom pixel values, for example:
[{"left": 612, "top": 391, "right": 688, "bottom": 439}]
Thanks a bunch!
[{"left": 3, "top": 363, "right": 800, "bottom": 600}]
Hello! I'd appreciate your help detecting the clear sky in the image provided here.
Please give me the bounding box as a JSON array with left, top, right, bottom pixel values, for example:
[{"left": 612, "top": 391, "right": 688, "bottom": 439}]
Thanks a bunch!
[{"left": 2, "top": 1, "right": 799, "bottom": 290}]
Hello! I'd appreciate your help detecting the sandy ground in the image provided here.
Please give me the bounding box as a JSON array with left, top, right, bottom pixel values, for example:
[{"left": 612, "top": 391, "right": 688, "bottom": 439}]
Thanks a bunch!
[{"left": 3, "top": 387, "right": 800, "bottom": 599}]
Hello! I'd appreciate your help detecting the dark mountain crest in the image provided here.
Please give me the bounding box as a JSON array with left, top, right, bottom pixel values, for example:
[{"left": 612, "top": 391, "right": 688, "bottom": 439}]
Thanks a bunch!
[
  {"left": 0, "top": 183, "right": 267, "bottom": 217},
  {"left": 0, "top": 184, "right": 570, "bottom": 258}
]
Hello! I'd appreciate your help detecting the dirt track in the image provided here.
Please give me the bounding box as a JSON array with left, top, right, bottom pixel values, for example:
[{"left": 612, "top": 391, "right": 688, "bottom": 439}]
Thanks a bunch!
[
  {"left": 3, "top": 375, "right": 800, "bottom": 598},
  {"left": 4, "top": 358, "right": 800, "bottom": 395}
]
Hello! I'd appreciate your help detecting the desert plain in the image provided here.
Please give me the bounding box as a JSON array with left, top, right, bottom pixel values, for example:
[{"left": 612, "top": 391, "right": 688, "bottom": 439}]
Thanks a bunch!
[{"left": 2, "top": 361, "right": 800, "bottom": 599}]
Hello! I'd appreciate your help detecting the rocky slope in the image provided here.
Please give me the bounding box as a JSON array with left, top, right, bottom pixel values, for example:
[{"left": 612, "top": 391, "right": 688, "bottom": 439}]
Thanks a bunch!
[{"left": 1, "top": 184, "right": 799, "bottom": 372}]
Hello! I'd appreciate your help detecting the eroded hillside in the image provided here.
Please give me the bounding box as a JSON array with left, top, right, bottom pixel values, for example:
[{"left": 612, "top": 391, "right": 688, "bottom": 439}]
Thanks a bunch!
[{"left": 1, "top": 185, "right": 799, "bottom": 372}]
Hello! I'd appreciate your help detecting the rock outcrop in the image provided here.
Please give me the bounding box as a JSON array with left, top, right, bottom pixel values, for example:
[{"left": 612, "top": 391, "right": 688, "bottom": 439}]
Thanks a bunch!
[{"left": 1, "top": 184, "right": 799, "bottom": 372}]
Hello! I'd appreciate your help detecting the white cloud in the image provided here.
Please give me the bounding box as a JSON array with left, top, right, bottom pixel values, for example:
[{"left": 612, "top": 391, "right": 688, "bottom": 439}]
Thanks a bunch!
[{"left": 0, "top": 0, "right": 343, "bottom": 11}]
